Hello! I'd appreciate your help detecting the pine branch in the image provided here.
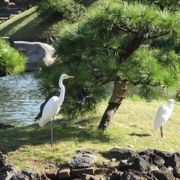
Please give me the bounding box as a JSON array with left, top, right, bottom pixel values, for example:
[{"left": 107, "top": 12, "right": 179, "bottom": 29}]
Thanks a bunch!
[
  {"left": 117, "top": 24, "right": 139, "bottom": 33},
  {"left": 144, "top": 30, "right": 170, "bottom": 39},
  {"left": 117, "top": 34, "right": 144, "bottom": 64},
  {"left": 131, "top": 79, "right": 160, "bottom": 87}
]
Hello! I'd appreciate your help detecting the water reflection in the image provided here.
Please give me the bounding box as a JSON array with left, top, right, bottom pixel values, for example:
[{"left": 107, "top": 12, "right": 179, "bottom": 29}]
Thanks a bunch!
[{"left": 0, "top": 73, "right": 44, "bottom": 125}]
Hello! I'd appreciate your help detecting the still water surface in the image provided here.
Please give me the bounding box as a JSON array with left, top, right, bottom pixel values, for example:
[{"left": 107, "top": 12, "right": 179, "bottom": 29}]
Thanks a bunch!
[{"left": 0, "top": 73, "right": 44, "bottom": 125}]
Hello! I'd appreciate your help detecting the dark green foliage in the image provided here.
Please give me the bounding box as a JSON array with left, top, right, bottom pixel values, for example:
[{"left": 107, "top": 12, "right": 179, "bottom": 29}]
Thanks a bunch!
[
  {"left": 128, "top": 0, "right": 180, "bottom": 11},
  {"left": 38, "top": 0, "right": 85, "bottom": 22},
  {"left": 41, "top": 0, "right": 180, "bottom": 116},
  {"left": 0, "top": 39, "right": 25, "bottom": 76}
]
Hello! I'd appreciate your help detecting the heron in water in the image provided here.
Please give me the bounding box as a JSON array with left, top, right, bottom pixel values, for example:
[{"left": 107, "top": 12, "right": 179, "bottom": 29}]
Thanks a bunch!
[
  {"left": 37, "top": 74, "right": 74, "bottom": 146},
  {"left": 153, "top": 99, "right": 175, "bottom": 138}
]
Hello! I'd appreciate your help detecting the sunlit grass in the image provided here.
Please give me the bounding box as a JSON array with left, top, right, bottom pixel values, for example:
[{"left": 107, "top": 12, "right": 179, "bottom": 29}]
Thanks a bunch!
[
  {"left": 0, "top": 99, "right": 179, "bottom": 171},
  {"left": 0, "top": 38, "right": 25, "bottom": 75}
]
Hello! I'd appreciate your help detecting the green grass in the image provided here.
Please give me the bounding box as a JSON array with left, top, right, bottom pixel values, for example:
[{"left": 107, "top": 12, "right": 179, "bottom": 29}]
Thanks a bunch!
[
  {"left": 0, "top": 38, "right": 25, "bottom": 75},
  {"left": 0, "top": 99, "right": 179, "bottom": 172}
]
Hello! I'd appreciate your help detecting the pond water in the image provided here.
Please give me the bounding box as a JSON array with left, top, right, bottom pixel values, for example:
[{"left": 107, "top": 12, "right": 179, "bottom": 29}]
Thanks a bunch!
[{"left": 0, "top": 73, "right": 44, "bottom": 125}]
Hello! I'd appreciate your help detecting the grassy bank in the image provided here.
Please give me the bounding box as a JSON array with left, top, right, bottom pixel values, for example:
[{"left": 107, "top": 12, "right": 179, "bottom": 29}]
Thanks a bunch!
[
  {"left": 0, "top": 7, "right": 64, "bottom": 41},
  {"left": 0, "top": 0, "right": 86, "bottom": 41},
  {"left": 0, "top": 99, "right": 179, "bottom": 172}
]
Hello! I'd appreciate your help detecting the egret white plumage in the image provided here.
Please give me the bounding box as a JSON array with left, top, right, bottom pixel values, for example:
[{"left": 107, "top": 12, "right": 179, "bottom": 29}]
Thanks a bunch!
[
  {"left": 38, "top": 74, "right": 74, "bottom": 146},
  {"left": 153, "top": 99, "right": 175, "bottom": 138},
  {"left": 35, "top": 90, "right": 60, "bottom": 121}
]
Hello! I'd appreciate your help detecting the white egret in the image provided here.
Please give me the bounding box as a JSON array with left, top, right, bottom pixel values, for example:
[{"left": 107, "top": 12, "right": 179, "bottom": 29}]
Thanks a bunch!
[
  {"left": 38, "top": 74, "right": 74, "bottom": 146},
  {"left": 35, "top": 90, "right": 60, "bottom": 121},
  {"left": 153, "top": 99, "right": 175, "bottom": 138}
]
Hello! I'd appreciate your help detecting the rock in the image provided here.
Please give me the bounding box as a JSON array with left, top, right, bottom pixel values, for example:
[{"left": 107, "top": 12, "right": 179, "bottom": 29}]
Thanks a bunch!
[
  {"left": 21, "top": 169, "right": 40, "bottom": 179},
  {"left": 71, "top": 168, "right": 95, "bottom": 178},
  {"left": 138, "top": 149, "right": 155, "bottom": 159},
  {"left": 1, "top": 149, "right": 180, "bottom": 179},
  {"left": 118, "top": 160, "right": 132, "bottom": 171},
  {"left": 169, "top": 154, "right": 180, "bottom": 178},
  {"left": 139, "top": 154, "right": 153, "bottom": 164},
  {"left": 109, "top": 169, "right": 123, "bottom": 180},
  {"left": 13, "top": 41, "right": 56, "bottom": 71},
  {"left": 175, "top": 152, "right": 180, "bottom": 158},
  {"left": 153, "top": 149, "right": 172, "bottom": 166},
  {"left": 169, "top": 154, "right": 180, "bottom": 168},
  {"left": 41, "top": 172, "right": 53, "bottom": 180},
  {"left": 94, "top": 168, "right": 108, "bottom": 175},
  {"left": 57, "top": 168, "right": 71, "bottom": 179},
  {"left": 0, "top": 165, "right": 40, "bottom": 180},
  {"left": 0, "top": 165, "right": 18, "bottom": 180},
  {"left": 151, "top": 154, "right": 165, "bottom": 167},
  {"left": 108, "top": 148, "right": 135, "bottom": 161},
  {"left": 131, "top": 156, "right": 151, "bottom": 172},
  {"left": 10, "top": 174, "right": 30, "bottom": 180},
  {"left": 111, "top": 170, "right": 155, "bottom": 180},
  {"left": 81, "top": 174, "right": 100, "bottom": 180},
  {"left": 69, "top": 153, "right": 96, "bottom": 168},
  {"left": 174, "top": 166, "right": 180, "bottom": 178},
  {"left": 153, "top": 166, "right": 175, "bottom": 180},
  {"left": 138, "top": 149, "right": 154, "bottom": 155},
  {"left": 0, "top": 151, "right": 6, "bottom": 169}
]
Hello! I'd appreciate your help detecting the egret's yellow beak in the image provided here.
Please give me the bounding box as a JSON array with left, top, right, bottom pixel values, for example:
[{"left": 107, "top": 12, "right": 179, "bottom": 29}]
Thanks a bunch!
[{"left": 68, "top": 76, "right": 75, "bottom": 79}]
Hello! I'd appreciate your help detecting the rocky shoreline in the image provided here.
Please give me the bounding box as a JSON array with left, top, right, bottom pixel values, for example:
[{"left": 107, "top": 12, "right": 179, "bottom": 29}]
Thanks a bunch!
[{"left": 0, "top": 148, "right": 180, "bottom": 179}]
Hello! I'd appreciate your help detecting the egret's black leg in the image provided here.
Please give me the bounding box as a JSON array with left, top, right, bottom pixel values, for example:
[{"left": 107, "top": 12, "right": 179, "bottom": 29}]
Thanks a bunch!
[
  {"left": 160, "top": 126, "right": 163, "bottom": 138},
  {"left": 51, "top": 118, "right": 54, "bottom": 146}
]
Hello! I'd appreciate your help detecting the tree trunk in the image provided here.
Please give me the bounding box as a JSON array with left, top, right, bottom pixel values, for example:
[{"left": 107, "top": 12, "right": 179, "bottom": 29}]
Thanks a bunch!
[{"left": 98, "top": 81, "right": 128, "bottom": 130}]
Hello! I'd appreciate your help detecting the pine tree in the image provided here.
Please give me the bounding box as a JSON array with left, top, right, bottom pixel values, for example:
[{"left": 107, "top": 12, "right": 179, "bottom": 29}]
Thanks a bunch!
[{"left": 41, "top": 0, "right": 180, "bottom": 129}]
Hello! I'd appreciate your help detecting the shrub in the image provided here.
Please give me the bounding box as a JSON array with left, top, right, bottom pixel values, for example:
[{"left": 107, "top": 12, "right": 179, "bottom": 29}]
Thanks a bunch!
[
  {"left": 38, "top": 0, "right": 85, "bottom": 22},
  {"left": 0, "top": 39, "right": 25, "bottom": 76}
]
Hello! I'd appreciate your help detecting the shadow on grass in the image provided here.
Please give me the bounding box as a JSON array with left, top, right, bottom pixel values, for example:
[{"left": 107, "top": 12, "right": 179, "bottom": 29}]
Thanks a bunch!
[
  {"left": 0, "top": 7, "right": 63, "bottom": 41},
  {"left": 0, "top": 11, "right": 35, "bottom": 36},
  {"left": 129, "top": 132, "right": 151, "bottom": 137},
  {"left": 12, "top": 14, "right": 62, "bottom": 41},
  {"left": 0, "top": 118, "right": 110, "bottom": 154}
]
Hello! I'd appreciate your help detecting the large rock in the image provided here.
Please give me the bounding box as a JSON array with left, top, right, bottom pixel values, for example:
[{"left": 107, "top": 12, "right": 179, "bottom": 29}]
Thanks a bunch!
[
  {"left": 110, "top": 170, "right": 156, "bottom": 180},
  {"left": 152, "top": 166, "right": 175, "bottom": 180},
  {"left": 13, "top": 41, "right": 56, "bottom": 71},
  {"left": 131, "top": 156, "right": 151, "bottom": 172},
  {"left": 21, "top": 169, "right": 40, "bottom": 179},
  {"left": 118, "top": 160, "right": 132, "bottom": 171},
  {"left": 170, "top": 154, "right": 180, "bottom": 178},
  {"left": 0, "top": 165, "right": 18, "bottom": 180},
  {"left": 0, "top": 164, "right": 40, "bottom": 180},
  {"left": 153, "top": 149, "right": 172, "bottom": 166},
  {"left": 108, "top": 148, "right": 135, "bottom": 161},
  {"left": 69, "top": 151, "right": 96, "bottom": 168},
  {"left": 71, "top": 167, "right": 94, "bottom": 178},
  {"left": 151, "top": 154, "right": 165, "bottom": 167},
  {"left": 138, "top": 149, "right": 165, "bottom": 167},
  {"left": 57, "top": 168, "right": 71, "bottom": 179}
]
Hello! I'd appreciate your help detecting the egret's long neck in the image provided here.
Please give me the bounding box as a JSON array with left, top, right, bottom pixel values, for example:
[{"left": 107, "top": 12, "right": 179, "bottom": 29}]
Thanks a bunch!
[{"left": 58, "top": 79, "right": 65, "bottom": 106}]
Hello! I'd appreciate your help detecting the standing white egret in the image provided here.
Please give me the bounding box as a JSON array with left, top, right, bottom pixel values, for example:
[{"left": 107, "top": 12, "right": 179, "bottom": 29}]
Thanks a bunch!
[
  {"left": 35, "top": 90, "right": 60, "bottom": 121},
  {"left": 39, "top": 74, "right": 74, "bottom": 146},
  {"left": 153, "top": 99, "right": 175, "bottom": 138}
]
